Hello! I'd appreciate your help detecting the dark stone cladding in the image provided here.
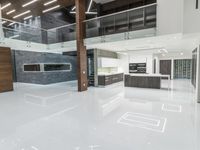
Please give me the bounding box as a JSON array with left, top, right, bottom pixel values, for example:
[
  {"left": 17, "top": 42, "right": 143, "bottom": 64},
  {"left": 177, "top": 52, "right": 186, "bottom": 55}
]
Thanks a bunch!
[{"left": 13, "top": 50, "right": 77, "bottom": 85}]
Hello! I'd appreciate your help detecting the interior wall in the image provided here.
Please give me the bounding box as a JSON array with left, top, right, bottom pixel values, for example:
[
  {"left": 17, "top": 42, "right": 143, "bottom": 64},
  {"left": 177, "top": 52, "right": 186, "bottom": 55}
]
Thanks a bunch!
[
  {"left": 156, "top": 0, "right": 184, "bottom": 35},
  {"left": 183, "top": 0, "right": 200, "bottom": 33},
  {"left": 118, "top": 53, "right": 153, "bottom": 74},
  {"left": 13, "top": 50, "right": 77, "bottom": 85}
]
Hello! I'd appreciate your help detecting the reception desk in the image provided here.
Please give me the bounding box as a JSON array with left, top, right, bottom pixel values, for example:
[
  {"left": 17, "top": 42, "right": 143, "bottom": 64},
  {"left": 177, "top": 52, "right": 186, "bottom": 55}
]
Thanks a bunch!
[{"left": 124, "top": 74, "right": 170, "bottom": 89}]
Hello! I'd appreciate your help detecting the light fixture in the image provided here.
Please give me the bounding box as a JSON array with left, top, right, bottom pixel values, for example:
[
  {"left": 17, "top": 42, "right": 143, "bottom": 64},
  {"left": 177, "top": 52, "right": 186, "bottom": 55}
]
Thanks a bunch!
[
  {"left": 44, "top": 0, "right": 57, "bottom": 6},
  {"left": 42, "top": 5, "right": 60, "bottom": 13},
  {"left": 71, "top": 6, "right": 76, "bottom": 11},
  {"left": 24, "top": 15, "right": 33, "bottom": 20},
  {"left": 6, "top": 9, "right": 16, "bottom": 15},
  {"left": 22, "top": 0, "right": 39, "bottom": 7},
  {"left": 180, "top": 52, "right": 184, "bottom": 55},
  {"left": 1, "top": 21, "right": 7, "bottom": 24},
  {"left": 1, "top": 3, "right": 11, "bottom": 10},
  {"left": 87, "top": 0, "right": 93, "bottom": 12},
  {"left": 8, "top": 22, "right": 16, "bottom": 26},
  {"left": 13, "top": 10, "right": 31, "bottom": 19},
  {"left": 86, "top": 12, "right": 97, "bottom": 15},
  {"left": 162, "top": 49, "right": 168, "bottom": 53}
]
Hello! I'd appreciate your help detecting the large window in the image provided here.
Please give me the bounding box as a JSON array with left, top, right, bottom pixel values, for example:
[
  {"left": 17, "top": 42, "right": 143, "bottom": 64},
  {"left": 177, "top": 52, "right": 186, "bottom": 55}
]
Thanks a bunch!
[
  {"left": 44, "top": 64, "right": 71, "bottom": 72},
  {"left": 24, "top": 63, "right": 71, "bottom": 72}
]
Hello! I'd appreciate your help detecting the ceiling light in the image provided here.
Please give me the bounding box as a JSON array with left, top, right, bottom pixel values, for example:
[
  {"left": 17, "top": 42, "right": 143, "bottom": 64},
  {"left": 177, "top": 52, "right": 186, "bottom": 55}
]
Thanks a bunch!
[
  {"left": 87, "top": 0, "right": 93, "bottom": 12},
  {"left": 6, "top": 9, "right": 16, "bottom": 15},
  {"left": 86, "top": 12, "right": 97, "bottom": 15},
  {"left": 24, "top": 15, "right": 33, "bottom": 20},
  {"left": 162, "top": 49, "right": 168, "bottom": 53},
  {"left": 1, "top": 21, "right": 7, "bottom": 24},
  {"left": 180, "top": 52, "right": 184, "bottom": 55},
  {"left": 42, "top": 5, "right": 60, "bottom": 13},
  {"left": 13, "top": 10, "right": 31, "bottom": 19},
  {"left": 71, "top": 6, "right": 76, "bottom": 11},
  {"left": 8, "top": 22, "right": 16, "bottom": 26},
  {"left": 1, "top": 3, "right": 11, "bottom": 10},
  {"left": 44, "top": 0, "right": 57, "bottom": 6},
  {"left": 22, "top": 0, "right": 39, "bottom": 7}
]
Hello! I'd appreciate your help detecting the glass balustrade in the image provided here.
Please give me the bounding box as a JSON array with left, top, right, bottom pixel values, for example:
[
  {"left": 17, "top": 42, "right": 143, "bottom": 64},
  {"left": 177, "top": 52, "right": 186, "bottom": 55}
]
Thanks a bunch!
[{"left": 0, "top": 3, "right": 157, "bottom": 46}]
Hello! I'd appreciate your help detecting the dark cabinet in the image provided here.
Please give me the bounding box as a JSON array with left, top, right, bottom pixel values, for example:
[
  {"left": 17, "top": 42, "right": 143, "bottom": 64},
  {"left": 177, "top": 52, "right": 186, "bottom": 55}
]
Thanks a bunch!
[{"left": 98, "top": 73, "right": 124, "bottom": 86}]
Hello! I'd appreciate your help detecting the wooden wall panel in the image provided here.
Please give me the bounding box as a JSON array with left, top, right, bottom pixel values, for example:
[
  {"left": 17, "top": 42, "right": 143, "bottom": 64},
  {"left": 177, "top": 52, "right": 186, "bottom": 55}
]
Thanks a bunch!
[
  {"left": 0, "top": 47, "right": 13, "bottom": 93},
  {"left": 160, "top": 60, "right": 172, "bottom": 79}
]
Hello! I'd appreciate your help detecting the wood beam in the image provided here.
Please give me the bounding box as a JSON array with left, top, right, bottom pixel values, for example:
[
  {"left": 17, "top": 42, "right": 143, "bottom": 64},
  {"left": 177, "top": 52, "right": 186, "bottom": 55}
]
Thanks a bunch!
[{"left": 75, "top": 0, "right": 88, "bottom": 92}]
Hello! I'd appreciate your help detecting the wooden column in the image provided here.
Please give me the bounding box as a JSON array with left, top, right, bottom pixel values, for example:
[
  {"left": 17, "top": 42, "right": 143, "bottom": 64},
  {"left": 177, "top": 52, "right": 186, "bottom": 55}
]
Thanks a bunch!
[{"left": 75, "top": 0, "right": 88, "bottom": 92}]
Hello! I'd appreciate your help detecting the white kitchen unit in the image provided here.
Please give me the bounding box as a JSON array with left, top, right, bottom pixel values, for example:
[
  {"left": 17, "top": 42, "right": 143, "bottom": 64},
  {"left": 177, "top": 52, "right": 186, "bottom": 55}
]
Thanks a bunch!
[{"left": 98, "top": 57, "right": 119, "bottom": 68}]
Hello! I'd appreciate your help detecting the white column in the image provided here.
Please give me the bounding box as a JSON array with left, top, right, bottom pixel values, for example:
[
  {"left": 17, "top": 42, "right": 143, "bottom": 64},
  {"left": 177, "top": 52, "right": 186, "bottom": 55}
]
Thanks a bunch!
[
  {"left": 196, "top": 46, "right": 200, "bottom": 103},
  {"left": 0, "top": 4, "right": 4, "bottom": 39}
]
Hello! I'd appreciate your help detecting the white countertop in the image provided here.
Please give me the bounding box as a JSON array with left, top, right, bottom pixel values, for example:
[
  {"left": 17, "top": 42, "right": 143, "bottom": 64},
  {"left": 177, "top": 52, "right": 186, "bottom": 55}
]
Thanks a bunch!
[
  {"left": 128, "top": 73, "right": 170, "bottom": 78},
  {"left": 98, "top": 72, "right": 124, "bottom": 76}
]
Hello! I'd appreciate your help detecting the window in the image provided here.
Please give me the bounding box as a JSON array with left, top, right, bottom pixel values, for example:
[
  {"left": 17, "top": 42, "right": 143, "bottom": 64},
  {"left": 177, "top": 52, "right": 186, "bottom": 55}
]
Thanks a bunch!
[
  {"left": 24, "top": 64, "right": 40, "bottom": 72},
  {"left": 44, "top": 64, "right": 71, "bottom": 72},
  {"left": 23, "top": 63, "right": 71, "bottom": 72}
]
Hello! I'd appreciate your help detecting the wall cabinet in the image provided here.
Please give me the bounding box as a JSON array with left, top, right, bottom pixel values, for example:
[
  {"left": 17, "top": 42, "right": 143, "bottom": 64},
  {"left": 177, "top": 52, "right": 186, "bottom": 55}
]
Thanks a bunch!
[{"left": 98, "top": 57, "right": 119, "bottom": 68}]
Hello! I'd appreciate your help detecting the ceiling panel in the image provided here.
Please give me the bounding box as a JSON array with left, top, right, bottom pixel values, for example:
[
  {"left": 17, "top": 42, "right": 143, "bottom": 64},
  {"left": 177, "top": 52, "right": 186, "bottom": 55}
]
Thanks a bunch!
[{"left": 0, "top": 0, "right": 74, "bottom": 21}]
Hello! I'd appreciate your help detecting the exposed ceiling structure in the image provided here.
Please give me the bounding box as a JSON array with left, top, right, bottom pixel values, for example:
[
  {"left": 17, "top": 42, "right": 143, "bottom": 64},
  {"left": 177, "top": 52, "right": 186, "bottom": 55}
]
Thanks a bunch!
[{"left": 0, "top": 0, "right": 74, "bottom": 21}]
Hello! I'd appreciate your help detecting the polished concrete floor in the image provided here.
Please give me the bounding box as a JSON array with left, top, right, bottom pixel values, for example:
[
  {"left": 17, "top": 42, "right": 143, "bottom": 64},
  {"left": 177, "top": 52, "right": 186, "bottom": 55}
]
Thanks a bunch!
[{"left": 0, "top": 80, "right": 199, "bottom": 150}]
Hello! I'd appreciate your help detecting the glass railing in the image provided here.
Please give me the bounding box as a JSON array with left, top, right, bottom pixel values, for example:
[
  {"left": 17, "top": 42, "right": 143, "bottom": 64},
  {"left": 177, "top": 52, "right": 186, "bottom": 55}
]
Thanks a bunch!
[
  {"left": 0, "top": 18, "right": 48, "bottom": 44},
  {"left": 0, "top": 3, "right": 157, "bottom": 46},
  {"left": 47, "top": 23, "right": 76, "bottom": 44},
  {"left": 84, "top": 3, "right": 157, "bottom": 39}
]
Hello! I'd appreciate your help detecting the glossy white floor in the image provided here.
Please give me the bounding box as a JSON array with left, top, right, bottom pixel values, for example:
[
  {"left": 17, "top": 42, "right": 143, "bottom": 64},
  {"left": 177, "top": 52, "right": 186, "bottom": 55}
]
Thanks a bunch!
[{"left": 0, "top": 79, "right": 199, "bottom": 150}]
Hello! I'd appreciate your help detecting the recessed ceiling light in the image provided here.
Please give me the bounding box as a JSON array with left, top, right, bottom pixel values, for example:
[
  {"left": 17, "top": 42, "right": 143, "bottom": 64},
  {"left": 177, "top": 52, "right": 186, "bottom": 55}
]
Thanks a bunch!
[
  {"left": 22, "top": 0, "right": 39, "bottom": 7},
  {"left": 13, "top": 10, "right": 31, "bottom": 19},
  {"left": 44, "top": 0, "right": 57, "bottom": 6},
  {"left": 42, "top": 5, "right": 60, "bottom": 13},
  {"left": 24, "top": 15, "right": 33, "bottom": 20},
  {"left": 6, "top": 9, "right": 16, "bottom": 15},
  {"left": 1, "top": 3, "right": 11, "bottom": 10},
  {"left": 180, "top": 52, "right": 184, "bottom": 55}
]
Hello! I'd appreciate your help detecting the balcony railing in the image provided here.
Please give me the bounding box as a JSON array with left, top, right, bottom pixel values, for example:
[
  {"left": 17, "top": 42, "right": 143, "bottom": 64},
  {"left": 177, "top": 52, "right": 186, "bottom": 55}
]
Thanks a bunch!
[{"left": 0, "top": 3, "right": 157, "bottom": 45}]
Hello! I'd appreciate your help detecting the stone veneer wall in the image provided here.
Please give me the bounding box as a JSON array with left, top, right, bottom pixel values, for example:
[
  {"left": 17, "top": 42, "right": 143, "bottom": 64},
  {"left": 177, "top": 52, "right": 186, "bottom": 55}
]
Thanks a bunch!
[{"left": 13, "top": 50, "right": 77, "bottom": 84}]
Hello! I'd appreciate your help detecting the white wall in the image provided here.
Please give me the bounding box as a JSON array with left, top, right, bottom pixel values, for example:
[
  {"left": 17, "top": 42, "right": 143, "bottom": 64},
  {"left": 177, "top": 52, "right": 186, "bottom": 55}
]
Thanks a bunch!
[
  {"left": 118, "top": 53, "right": 154, "bottom": 74},
  {"left": 184, "top": 0, "right": 200, "bottom": 33},
  {"left": 156, "top": 0, "right": 184, "bottom": 35}
]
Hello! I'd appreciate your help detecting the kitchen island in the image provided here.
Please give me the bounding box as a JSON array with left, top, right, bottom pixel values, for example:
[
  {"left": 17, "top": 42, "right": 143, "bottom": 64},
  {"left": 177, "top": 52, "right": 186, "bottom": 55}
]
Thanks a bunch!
[
  {"left": 98, "top": 73, "right": 124, "bottom": 86},
  {"left": 124, "top": 74, "right": 170, "bottom": 89}
]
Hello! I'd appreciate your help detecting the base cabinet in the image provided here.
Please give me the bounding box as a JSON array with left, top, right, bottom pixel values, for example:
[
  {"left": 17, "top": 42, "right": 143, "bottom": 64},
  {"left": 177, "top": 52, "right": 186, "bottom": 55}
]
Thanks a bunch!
[{"left": 98, "top": 73, "right": 123, "bottom": 86}]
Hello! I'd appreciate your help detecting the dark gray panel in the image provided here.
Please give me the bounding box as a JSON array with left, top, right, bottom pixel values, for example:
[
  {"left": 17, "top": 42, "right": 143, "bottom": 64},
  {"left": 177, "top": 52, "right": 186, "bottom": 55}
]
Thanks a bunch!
[{"left": 13, "top": 50, "right": 77, "bottom": 85}]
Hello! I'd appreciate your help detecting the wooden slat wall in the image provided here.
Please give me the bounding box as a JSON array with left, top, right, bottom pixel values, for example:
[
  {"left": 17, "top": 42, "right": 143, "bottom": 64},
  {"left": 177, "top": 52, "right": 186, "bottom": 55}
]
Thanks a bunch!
[{"left": 0, "top": 47, "right": 13, "bottom": 93}]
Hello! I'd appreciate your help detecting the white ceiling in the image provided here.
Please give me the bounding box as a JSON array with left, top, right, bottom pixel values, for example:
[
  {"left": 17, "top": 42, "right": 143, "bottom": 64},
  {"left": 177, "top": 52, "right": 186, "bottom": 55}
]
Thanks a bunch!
[{"left": 87, "top": 33, "right": 199, "bottom": 55}]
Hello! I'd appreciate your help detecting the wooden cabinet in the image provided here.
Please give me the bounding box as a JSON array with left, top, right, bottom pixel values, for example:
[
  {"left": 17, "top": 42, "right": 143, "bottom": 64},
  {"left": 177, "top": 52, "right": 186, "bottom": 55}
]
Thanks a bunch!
[
  {"left": 98, "top": 73, "right": 123, "bottom": 86},
  {"left": 160, "top": 60, "right": 171, "bottom": 79},
  {"left": 0, "top": 47, "right": 13, "bottom": 93},
  {"left": 124, "top": 75, "right": 161, "bottom": 89}
]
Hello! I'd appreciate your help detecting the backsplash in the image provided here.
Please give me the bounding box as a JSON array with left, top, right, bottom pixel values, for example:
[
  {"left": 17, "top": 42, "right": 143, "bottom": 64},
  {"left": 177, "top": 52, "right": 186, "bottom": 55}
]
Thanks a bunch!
[{"left": 98, "top": 67, "right": 118, "bottom": 74}]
